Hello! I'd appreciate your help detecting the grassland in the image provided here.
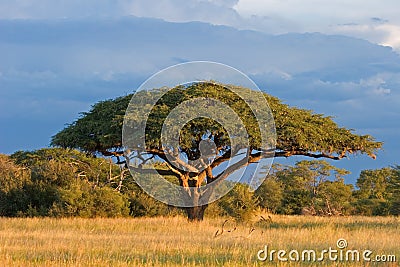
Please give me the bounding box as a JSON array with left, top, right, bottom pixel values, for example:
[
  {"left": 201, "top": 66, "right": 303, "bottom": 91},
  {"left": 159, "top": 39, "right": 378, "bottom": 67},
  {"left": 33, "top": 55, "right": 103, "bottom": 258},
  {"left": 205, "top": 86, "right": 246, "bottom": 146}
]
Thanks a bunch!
[{"left": 0, "top": 215, "right": 398, "bottom": 266}]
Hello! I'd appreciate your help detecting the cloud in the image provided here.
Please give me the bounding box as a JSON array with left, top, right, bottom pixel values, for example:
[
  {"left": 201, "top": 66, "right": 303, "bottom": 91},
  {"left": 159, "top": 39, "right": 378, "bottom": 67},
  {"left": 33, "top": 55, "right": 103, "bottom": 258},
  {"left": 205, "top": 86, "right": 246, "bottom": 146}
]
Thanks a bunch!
[
  {"left": 0, "top": 0, "right": 127, "bottom": 19},
  {"left": 370, "top": 17, "right": 389, "bottom": 24},
  {"left": 234, "top": 0, "right": 400, "bottom": 23},
  {"left": 123, "top": 0, "right": 242, "bottom": 26},
  {"left": 332, "top": 21, "right": 400, "bottom": 52},
  {"left": 232, "top": 0, "right": 400, "bottom": 51},
  {"left": 372, "top": 87, "right": 391, "bottom": 95},
  {"left": 1, "top": 0, "right": 400, "bottom": 52},
  {"left": 0, "top": 0, "right": 242, "bottom": 26},
  {"left": 376, "top": 24, "right": 400, "bottom": 50}
]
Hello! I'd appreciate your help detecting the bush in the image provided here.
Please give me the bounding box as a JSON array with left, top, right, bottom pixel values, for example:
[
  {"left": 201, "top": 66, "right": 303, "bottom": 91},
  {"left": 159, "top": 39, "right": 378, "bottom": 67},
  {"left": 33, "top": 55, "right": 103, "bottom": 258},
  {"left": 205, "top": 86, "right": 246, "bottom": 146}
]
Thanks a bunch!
[
  {"left": 0, "top": 154, "right": 30, "bottom": 192},
  {"left": 278, "top": 189, "right": 312, "bottom": 215},
  {"left": 0, "top": 154, "right": 35, "bottom": 216},
  {"left": 0, "top": 148, "right": 131, "bottom": 217},
  {"left": 217, "top": 183, "right": 258, "bottom": 222},
  {"left": 127, "top": 191, "right": 181, "bottom": 217},
  {"left": 255, "top": 177, "right": 283, "bottom": 213},
  {"left": 51, "top": 181, "right": 129, "bottom": 218},
  {"left": 353, "top": 198, "right": 391, "bottom": 216}
]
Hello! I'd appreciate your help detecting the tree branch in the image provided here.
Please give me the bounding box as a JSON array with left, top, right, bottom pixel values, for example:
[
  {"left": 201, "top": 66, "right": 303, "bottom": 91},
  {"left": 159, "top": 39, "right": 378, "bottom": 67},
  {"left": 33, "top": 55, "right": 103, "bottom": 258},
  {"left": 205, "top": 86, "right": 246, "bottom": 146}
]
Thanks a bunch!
[
  {"left": 210, "top": 149, "right": 232, "bottom": 169},
  {"left": 164, "top": 162, "right": 185, "bottom": 178},
  {"left": 274, "top": 151, "right": 346, "bottom": 160},
  {"left": 148, "top": 147, "right": 200, "bottom": 173},
  {"left": 127, "top": 164, "right": 181, "bottom": 177}
]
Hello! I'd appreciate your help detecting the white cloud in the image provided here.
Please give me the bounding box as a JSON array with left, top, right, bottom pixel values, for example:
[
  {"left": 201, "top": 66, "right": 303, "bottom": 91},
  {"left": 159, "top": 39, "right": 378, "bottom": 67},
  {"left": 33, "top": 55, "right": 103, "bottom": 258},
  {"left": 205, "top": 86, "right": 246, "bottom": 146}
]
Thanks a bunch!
[
  {"left": 123, "top": 0, "right": 242, "bottom": 26},
  {"left": 331, "top": 22, "right": 400, "bottom": 51},
  {"left": 233, "top": 0, "right": 400, "bottom": 51},
  {"left": 376, "top": 24, "right": 400, "bottom": 50},
  {"left": 372, "top": 87, "right": 391, "bottom": 95},
  {"left": 234, "top": 0, "right": 400, "bottom": 24}
]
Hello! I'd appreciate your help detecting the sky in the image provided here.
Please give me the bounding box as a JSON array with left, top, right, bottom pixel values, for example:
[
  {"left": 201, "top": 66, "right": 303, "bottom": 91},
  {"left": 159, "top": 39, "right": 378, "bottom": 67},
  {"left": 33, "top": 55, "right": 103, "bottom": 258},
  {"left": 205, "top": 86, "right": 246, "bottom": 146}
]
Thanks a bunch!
[
  {"left": 1, "top": 0, "right": 399, "bottom": 51},
  {"left": 0, "top": 0, "right": 399, "bottom": 184}
]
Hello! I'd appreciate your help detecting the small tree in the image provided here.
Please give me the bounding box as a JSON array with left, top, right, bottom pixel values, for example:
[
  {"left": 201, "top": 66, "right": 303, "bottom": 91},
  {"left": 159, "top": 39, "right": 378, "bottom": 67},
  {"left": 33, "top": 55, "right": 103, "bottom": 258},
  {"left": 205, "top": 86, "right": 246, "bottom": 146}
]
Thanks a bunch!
[
  {"left": 52, "top": 82, "right": 382, "bottom": 221},
  {"left": 255, "top": 166, "right": 284, "bottom": 213},
  {"left": 356, "top": 168, "right": 394, "bottom": 200},
  {"left": 354, "top": 167, "right": 397, "bottom": 215},
  {"left": 271, "top": 160, "right": 351, "bottom": 215},
  {"left": 388, "top": 166, "right": 400, "bottom": 215},
  {"left": 317, "top": 179, "right": 353, "bottom": 215},
  {"left": 218, "top": 183, "right": 258, "bottom": 221}
]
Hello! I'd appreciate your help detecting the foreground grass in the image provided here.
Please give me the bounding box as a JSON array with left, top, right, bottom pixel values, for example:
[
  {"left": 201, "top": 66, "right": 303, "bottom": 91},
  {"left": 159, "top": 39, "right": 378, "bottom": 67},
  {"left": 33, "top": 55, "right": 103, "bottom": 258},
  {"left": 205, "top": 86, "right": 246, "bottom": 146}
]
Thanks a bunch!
[{"left": 0, "top": 215, "right": 399, "bottom": 266}]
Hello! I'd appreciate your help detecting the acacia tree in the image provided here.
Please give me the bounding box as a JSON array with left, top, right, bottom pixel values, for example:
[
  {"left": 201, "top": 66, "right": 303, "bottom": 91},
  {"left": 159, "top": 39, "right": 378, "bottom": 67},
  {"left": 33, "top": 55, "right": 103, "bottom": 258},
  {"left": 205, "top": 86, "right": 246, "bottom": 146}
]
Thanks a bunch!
[{"left": 52, "top": 82, "right": 382, "bottom": 221}]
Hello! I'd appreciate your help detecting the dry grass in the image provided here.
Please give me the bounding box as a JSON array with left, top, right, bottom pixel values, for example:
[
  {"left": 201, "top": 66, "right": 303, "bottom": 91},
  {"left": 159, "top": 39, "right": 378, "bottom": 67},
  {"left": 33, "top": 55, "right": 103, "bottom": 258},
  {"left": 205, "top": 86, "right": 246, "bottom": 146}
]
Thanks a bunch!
[{"left": 0, "top": 215, "right": 398, "bottom": 266}]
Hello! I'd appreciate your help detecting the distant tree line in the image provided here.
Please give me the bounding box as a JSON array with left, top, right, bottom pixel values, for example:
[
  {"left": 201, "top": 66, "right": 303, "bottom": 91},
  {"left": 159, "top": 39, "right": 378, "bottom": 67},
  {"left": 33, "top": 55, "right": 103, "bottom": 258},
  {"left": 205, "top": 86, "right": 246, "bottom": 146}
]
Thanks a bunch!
[
  {"left": 256, "top": 161, "right": 400, "bottom": 216},
  {"left": 1, "top": 148, "right": 398, "bottom": 220}
]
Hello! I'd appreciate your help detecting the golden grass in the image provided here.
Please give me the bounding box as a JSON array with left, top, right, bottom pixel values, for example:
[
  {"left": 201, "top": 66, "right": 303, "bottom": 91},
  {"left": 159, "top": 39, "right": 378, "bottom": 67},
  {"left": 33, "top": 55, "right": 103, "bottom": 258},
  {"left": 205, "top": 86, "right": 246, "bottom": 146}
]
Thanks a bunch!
[{"left": 0, "top": 215, "right": 398, "bottom": 266}]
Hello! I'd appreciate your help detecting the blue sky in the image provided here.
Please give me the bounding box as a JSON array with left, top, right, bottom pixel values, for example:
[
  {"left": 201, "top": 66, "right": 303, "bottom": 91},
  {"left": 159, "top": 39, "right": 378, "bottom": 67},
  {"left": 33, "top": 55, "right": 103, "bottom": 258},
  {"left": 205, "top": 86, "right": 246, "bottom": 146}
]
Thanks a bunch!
[{"left": 0, "top": 0, "right": 399, "bottom": 184}]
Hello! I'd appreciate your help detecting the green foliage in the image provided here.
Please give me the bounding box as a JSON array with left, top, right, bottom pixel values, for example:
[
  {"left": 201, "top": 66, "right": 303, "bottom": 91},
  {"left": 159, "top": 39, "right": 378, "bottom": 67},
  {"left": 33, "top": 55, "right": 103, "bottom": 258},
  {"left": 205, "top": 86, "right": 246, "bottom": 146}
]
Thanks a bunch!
[
  {"left": 390, "top": 200, "right": 400, "bottom": 216},
  {"left": 2, "top": 148, "right": 400, "bottom": 218},
  {"left": 52, "top": 82, "right": 382, "bottom": 160},
  {"left": 352, "top": 198, "right": 390, "bottom": 216},
  {"left": 50, "top": 181, "right": 130, "bottom": 218},
  {"left": 2, "top": 148, "right": 181, "bottom": 218},
  {"left": 388, "top": 166, "right": 400, "bottom": 215},
  {"left": 128, "top": 191, "right": 181, "bottom": 217},
  {"left": 51, "top": 95, "right": 131, "bottom": 155},
  {"left": 356, "top": 167, "right": 394, "bottom": 200},
  {"left": 254, "top": 163, "right": 399, "bottom": 217},
  {"left": 140, "top": 84, "right": 265, "bottom": 151},
  {"left": 354, "top": 167, "right": 399, "bottom": 215},
  {"left": 11, "top": 148, "right": 115, "bottom": 187},
  {"left": 256, "top": 161, "right": 353, "bottom": 215},
  {"left": 267, "top": 95, "right": 381, "bottom": 158},
  {"left": 0, "top": 148, "right": 131, "bottom": 217},
  {"left": 254, "top": 174, "right": 284, "bottom": 213},
  {"left": 316, "top": 180, "right": 354, "bottom": 215},
  {"left": 287, "top": 161, "right": 353, "bottom": 215},
  {"left": 217, "top": 183, "right": 258, "bottom": 221},
  {"left": 0, "top": 153, "right": 57, "bottom": 216},
  {"left": 279, "top": 189, "right": 312, "bottom": 215},
  {"left": 0, "top": 154, "right": 30, "bottom": 193}
]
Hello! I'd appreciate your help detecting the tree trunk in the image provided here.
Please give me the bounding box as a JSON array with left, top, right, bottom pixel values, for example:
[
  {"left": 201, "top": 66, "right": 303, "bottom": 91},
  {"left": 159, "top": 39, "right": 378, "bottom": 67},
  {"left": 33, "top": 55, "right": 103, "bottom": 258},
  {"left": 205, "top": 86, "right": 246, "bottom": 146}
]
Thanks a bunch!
[
  {"left": 180, "top": 174, "right": 212, "bottom": 221},
  {"left": 185, "top": 204, "right": 208, "bottom": 221}
]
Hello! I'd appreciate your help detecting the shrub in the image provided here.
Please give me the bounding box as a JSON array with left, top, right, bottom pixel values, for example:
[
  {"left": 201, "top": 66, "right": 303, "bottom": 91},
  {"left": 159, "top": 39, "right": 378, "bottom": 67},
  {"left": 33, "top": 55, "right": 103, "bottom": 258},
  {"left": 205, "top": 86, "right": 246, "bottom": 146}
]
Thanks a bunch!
[{"left": 217, "top": 183, "right": 258, "bottom": 222}]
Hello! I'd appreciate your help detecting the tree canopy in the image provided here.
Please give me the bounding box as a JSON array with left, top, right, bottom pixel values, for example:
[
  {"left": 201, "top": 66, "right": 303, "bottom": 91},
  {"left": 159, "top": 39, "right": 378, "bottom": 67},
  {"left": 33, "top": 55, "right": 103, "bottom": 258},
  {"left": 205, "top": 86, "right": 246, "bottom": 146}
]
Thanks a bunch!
[
  {"left": 52, "top": 83, "right": 381, "bottom": 159},
  {"left": 354, "top": 166, "right": 400, "bottom": 215},
  {"left": 51, "top": 82, "right": 382, "bottom": 220}
]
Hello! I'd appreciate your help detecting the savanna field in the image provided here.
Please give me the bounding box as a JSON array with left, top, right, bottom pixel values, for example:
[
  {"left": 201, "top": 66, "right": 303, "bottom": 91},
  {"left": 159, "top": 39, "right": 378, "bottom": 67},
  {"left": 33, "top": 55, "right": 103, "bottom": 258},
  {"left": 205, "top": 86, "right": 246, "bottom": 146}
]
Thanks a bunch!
[{"left": 0, "top": 215, "right": 398, "bottom": 267}]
